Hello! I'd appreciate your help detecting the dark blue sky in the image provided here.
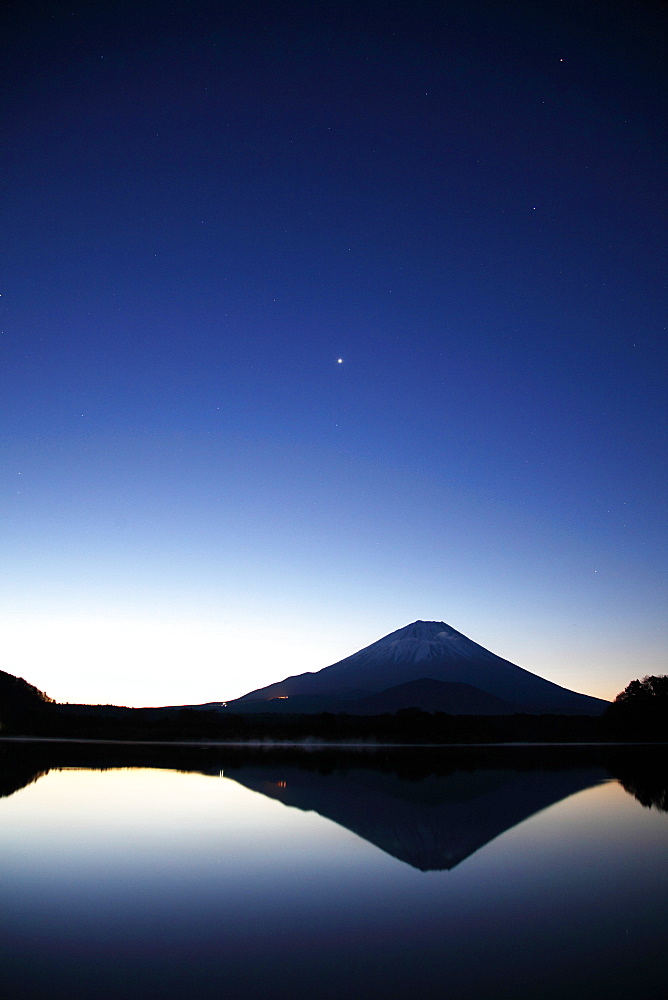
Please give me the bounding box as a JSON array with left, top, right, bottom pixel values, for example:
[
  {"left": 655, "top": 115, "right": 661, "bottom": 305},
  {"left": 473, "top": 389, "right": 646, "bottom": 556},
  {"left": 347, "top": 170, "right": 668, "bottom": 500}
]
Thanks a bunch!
[{"left": 2, "top": 0, "right": 666, "bottom": 705}]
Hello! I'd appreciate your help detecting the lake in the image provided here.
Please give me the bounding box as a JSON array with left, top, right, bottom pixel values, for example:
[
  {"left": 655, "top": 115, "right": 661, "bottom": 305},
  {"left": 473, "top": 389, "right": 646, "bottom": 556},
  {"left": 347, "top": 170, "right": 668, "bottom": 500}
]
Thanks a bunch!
[{"left": 0, "top": 741, "right": 666, "bottom": 1000}]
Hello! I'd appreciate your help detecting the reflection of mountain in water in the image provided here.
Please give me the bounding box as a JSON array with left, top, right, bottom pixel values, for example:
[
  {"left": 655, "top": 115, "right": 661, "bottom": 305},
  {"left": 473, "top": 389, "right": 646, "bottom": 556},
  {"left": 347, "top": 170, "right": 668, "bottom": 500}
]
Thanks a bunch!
[
  {"left": 225, "top": 765, "right": 606, "bottom": 870},
  {"left": 2, "top": 742, "right": 665, "bottom": 870}
]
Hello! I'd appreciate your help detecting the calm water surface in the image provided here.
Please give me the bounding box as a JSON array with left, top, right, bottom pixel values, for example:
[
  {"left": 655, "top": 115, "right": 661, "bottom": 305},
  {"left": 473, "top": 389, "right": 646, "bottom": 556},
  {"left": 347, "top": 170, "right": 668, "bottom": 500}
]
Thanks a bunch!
[{"left": 0, "top": 743, "right": 666, "bottom": 1000}]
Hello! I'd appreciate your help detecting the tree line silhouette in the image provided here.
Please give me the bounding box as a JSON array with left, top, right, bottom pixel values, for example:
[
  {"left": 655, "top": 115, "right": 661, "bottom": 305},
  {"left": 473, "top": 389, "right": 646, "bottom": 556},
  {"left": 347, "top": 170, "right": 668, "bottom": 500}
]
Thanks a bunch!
[{"left": 1, "top": 668, "right": 666, "bottom": 744}]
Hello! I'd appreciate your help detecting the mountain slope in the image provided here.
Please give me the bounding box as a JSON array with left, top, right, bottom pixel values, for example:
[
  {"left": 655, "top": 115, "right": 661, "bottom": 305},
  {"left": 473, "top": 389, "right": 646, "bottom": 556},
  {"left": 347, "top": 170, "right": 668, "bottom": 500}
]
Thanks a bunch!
[
  {"left": 344, "top": 679, "right": 518, "bottom": 716},
  {"left": 231, "top": 620, "right": 608, "bottom": 715}
]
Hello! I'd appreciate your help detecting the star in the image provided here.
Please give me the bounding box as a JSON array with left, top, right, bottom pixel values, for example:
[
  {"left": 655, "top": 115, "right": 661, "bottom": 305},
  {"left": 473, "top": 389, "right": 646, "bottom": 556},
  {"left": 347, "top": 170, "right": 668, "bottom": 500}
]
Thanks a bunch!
[{"left": 337, "top": 358, "right": 343, "bottom": 364}]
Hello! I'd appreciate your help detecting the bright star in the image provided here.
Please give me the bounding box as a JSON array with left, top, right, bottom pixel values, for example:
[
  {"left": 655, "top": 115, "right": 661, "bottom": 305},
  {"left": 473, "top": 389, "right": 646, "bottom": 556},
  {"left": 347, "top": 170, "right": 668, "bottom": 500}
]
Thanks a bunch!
[{"left": 337, "top": 358, "right": 343, "bottom": 364}]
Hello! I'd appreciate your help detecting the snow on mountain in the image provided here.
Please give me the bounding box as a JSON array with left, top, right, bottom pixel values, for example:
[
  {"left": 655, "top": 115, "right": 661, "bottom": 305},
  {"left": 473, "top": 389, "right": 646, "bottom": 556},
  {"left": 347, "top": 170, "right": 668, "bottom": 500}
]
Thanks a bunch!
[{"left": 232, "top": 620, "right": 609, "bottom": 715}]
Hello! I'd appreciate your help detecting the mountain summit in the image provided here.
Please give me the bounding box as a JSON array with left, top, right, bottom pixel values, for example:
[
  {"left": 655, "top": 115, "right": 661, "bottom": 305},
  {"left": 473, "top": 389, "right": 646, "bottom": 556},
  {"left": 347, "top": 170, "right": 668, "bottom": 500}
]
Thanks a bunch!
[{"left": 230, "top": 620, "right": 608, "bottom": 715}]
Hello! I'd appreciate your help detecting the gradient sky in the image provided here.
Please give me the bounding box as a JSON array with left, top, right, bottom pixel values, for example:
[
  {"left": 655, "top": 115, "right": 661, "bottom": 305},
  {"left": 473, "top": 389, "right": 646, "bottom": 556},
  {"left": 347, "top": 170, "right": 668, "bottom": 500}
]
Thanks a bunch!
[{"left": 2, "top": 0, "right": 666, "bottom": 707}]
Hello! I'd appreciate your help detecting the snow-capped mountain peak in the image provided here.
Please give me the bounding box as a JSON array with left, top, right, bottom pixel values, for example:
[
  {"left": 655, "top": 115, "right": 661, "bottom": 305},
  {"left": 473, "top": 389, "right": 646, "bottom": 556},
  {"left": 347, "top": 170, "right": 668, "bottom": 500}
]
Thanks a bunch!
[{"left": 231, "top": 619, "right": 608, "bottom": 715}]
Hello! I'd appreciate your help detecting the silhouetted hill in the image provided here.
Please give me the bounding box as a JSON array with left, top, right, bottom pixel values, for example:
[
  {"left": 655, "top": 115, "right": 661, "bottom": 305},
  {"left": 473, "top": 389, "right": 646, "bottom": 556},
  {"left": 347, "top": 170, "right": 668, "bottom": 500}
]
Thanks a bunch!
[
  {"left": 0, "top": 669, "right": 54, "bottom": 736},
  {"left": 0, "top": 669, "right": 53, "bottom": 709}
]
